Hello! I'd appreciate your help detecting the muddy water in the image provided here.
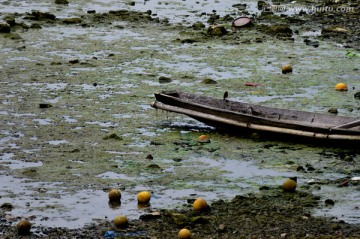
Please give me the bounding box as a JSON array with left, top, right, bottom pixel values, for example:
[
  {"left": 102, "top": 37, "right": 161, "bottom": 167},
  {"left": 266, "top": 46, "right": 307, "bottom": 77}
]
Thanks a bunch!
[{"left": 1, "top": 0, "right": 360, "bottom": 229}]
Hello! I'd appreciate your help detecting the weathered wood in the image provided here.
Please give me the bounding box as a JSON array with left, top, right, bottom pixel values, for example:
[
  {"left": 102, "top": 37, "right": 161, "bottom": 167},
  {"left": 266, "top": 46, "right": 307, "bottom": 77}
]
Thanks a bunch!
[
  {"left": 334, "top": 118, "right": 360, "bottom": 129},
  {"left": 151, "top": 91, "right": 360, "bottom": 143}
]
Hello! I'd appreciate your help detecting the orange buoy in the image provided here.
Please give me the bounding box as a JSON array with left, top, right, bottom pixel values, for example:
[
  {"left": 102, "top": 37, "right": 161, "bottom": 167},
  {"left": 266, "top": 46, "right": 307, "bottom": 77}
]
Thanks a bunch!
[{"left": 335, "top": 83, "right": 348, "bottom": 91}]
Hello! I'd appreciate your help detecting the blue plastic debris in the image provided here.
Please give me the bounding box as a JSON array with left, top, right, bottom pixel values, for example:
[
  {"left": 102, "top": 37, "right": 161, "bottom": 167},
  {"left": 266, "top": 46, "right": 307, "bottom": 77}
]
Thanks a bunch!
[{"left": 104, "top": 230, "right": 147, "bottom": 238}]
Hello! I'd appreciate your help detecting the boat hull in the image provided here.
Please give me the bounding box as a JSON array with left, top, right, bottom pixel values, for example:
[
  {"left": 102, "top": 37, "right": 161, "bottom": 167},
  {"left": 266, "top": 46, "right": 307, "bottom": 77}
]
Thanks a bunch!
[{"left": 151, "top": 91, "right": 360, "bottom": 145}]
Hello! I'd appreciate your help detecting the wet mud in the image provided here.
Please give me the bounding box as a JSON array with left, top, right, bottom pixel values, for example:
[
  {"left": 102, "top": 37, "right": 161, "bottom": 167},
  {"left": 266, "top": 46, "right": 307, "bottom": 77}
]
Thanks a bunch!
[{"left": 1, "top": 0, "right": 360, "bottom": 238}]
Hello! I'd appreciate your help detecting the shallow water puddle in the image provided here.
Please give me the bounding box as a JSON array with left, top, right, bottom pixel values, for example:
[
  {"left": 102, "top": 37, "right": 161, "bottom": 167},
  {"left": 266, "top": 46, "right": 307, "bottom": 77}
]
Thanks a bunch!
[
  {"left": 313, "top": 185, "right": 360, "bottom": 224},
  {"left": 0, "top": 154, "right": 296, "bottom": 228}
]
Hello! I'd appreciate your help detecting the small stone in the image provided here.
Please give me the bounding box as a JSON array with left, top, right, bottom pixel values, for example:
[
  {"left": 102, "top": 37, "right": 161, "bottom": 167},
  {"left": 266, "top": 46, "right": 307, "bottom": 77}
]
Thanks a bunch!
[
  {"left": 192, "top": 22, "right": 205, "bottom": 30},
  {"left": 4, "top": 16, "right": 16, "bottom": 26},
  {"left": 266, "top": 24, "right": 293, "bottom": 37},
  {"left": 218, "top": 224, "right": 226, "bottom": 231},
  {"left": 296, "top": 166, "right": 305, "bottom": 171},
  {"left": 103, "top": 133, "right": 122, "bottom": 140},
  {"left": 0, "top": 22, "right": 11, "bottom": 33},
  {"left": 146, "top": 154, "right": 153, "bottom": 160},
  {"left": 30, "top": 11, "right": 56, "bottom": 20},
  {"left": 306, "top": 166, "right": 315, "bottom": 171},
  {"left": 180, "top": 39, "right": 197, "bottom": 44},
  {"left": 69, "top": 59, "right": 79, "bottom": 64},
  {"left": 354, "top": 92, "right": 360, "bottom": 99},
  {"left": 1, "top": 202, "right": 13, "bottom": 210},
  {"left": 207, "top": 25, "right": 227, "bottom": 36},
  {"left": 202, "top": 78, "right": 217, "bottom": 84},
  {"left": 55, "top": 0, "right": 69, "bottom": 4},
  {"left": 302, "top": 215, "right": 309, "bottom": 220},
  {"left": 30, "top": 23, "right": 42, "bottom": 29},
  {"left": 158, "top": 76, "right": 172, "bottom": 83},
  {"left": 328, "top": 108, "right": 338, "bottom": 114},
  {"left": 259, "top": 186, "right": 270, "bottom": 190},
  {"left": 281, "top": 233, "right": 287, "bottom": 238},
  {"left": 147, "top": 164, "right": 161, "bottom": 169},
  {"left": 330, "top": 223, "right": 341, "bottom": 230},
  {"left": 139, "top": 211, "right": 161, "bottom": 221},
  {"left": 39, "top": 103, "right": 52, "bottom": 108},
  {"left": 325, "top": 199, "right": 335, "bottom": 206},
  {"left": 63, "top": 18, "right": 82, "bottom": 24},
  {"left": 344, "top": 155, "right": 353, "bottom": 162}
]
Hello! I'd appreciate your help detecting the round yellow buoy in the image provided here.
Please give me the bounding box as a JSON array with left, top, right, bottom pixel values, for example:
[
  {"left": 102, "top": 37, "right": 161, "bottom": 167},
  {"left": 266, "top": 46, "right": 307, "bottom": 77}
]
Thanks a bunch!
[
  {"left": 113, "top": 215, "right": 128, "bottom": 228},
  {"left": 281, "top": 64, "right": 293, "bottom": 74},
  {"left": 137, "top": 191, "right": 151, "bottom": 204},
  {"left": 198, "top": 135, "right": 210, "bottom": 143},
  {"left": 17, "top": 220, "right": 31, "bottom": 235},
  {"left": 178, "top": 228, "right": 191, "bottom": 239},
  {"left": 282, "top": 178, "right": 297, "bottom": 192},
  {"left": 335, "top": 83, "right": 348, "bottom": 91},
  {"left": 193, "top": 197, "right": 209, "bottom": 211},
  {"left": 108, "top": 189, "right": 121, "bottom": 202}
]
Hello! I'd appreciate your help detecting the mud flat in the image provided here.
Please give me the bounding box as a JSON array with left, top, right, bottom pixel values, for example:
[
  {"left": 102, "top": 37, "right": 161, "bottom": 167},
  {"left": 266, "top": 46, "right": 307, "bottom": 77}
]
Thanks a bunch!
[{"left": 1, "top": 0, "right": 359, "bottom": 238}]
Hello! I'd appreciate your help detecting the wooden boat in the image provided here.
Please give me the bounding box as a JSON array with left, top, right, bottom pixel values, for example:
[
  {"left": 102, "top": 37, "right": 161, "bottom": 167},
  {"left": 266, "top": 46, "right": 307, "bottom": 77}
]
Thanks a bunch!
[{"left": 151, "top": 91, "right": 360, "bottom": 144}]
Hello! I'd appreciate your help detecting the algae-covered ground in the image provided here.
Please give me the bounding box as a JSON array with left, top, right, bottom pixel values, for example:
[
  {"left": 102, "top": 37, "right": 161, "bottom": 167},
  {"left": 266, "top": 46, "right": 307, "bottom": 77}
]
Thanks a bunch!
[{"left": 0, "top": 0, "right": 360, "bottom": 238}]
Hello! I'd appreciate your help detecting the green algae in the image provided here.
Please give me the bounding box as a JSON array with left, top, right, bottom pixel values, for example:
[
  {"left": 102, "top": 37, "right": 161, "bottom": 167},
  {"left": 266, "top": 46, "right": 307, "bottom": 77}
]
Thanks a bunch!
[{"left": 0, "top": 8, "right": 360, "bottom": 227}]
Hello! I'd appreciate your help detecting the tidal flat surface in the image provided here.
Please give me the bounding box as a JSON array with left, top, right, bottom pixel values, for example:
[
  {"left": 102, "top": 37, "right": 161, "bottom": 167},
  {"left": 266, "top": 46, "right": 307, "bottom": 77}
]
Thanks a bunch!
[{"left": 1, "top": 0, "right": 359, "bottom": 229}]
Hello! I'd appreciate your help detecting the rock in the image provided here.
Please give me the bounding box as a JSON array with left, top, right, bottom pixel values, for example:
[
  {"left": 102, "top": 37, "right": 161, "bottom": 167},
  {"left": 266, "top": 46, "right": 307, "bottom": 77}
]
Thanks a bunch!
[
  {"left": 17, "top": 23, "right": 30, "bottom": 29},
  {"left": 159, "top": 76, "right": 172, "bottom": 83},
  {"left": 192, "top": 22, "right": 205, "bottom": 30},
  {"left": 139, "top": 211, "right": 161, "bottom": 221},
  {"left": 257, "top": 1, "right": 268, "bottom": 10},
  {"left": 2, "top": 33, "right": 22, "bottom": 40},
  {"left": 207, "top": 14, "right": 220, "bottom": 25},
  {"left": 265, "top": 24, "right": 293, "bottom": 37},
  {"left": 181, "top": 39, "right": 197, "bottom": 44},
  {"left": 190, "top": 216, "right": 210, "bottom": 224},
  {"left": 322, "top": 26, "right": 348, "bottom": 34},
  {"left": 0, "top": 202, "right": 13, "bottom": 210},
  {"left": 207, "top": 25, "right": 227, "bottom": 36},
  {"left": 39, "top": 103, "right": 52, "bottom": 108},
  {"left": 30, "top": 23, "right": 42, "bottom": 29},
  {"left": 232, "top": 3, "right": 247, "bottom": 10},
  {"left": 325, "top": 199, "right": 335, "bottom": 206},
  {"left": 296, "top": 166, "right": 305, "bottom": 171},
  {"left": 103, "top": 133, "right": 122, "bottom": 140},
  {"left": 4, "top": 16, "right": 16, "bottom": 26},
  {"left": 328, "top": 108, "right": 338, "bottom": 114},
  {"left": 0, "top": 22, "right": 11, "bottom": 33},
  {"left": 171, "top": 213, "right": 188, "bottom": 226},
  {"left": 69, "top": 59, "right": 79, "bottom": 64},
  {"left": 28, "top": 11, "right": 56, "bottom": 20},
  {"left": 354, "top": 92, "right": 360, "bottom": 99},
  {"left": 62, "top": 18, "right": 82, "bottom": 24},
  {"left": 304, "top": 39, "right": 319, "bottom": 48},
  {"left": 147, "top": 164, "right": 161, "bottom": 169},
  {"left": 55, "top": 0, "right": 69, "bottom": 4},
  {"left": 202, "top": 78, "right": 217, "bottom": 84}
]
